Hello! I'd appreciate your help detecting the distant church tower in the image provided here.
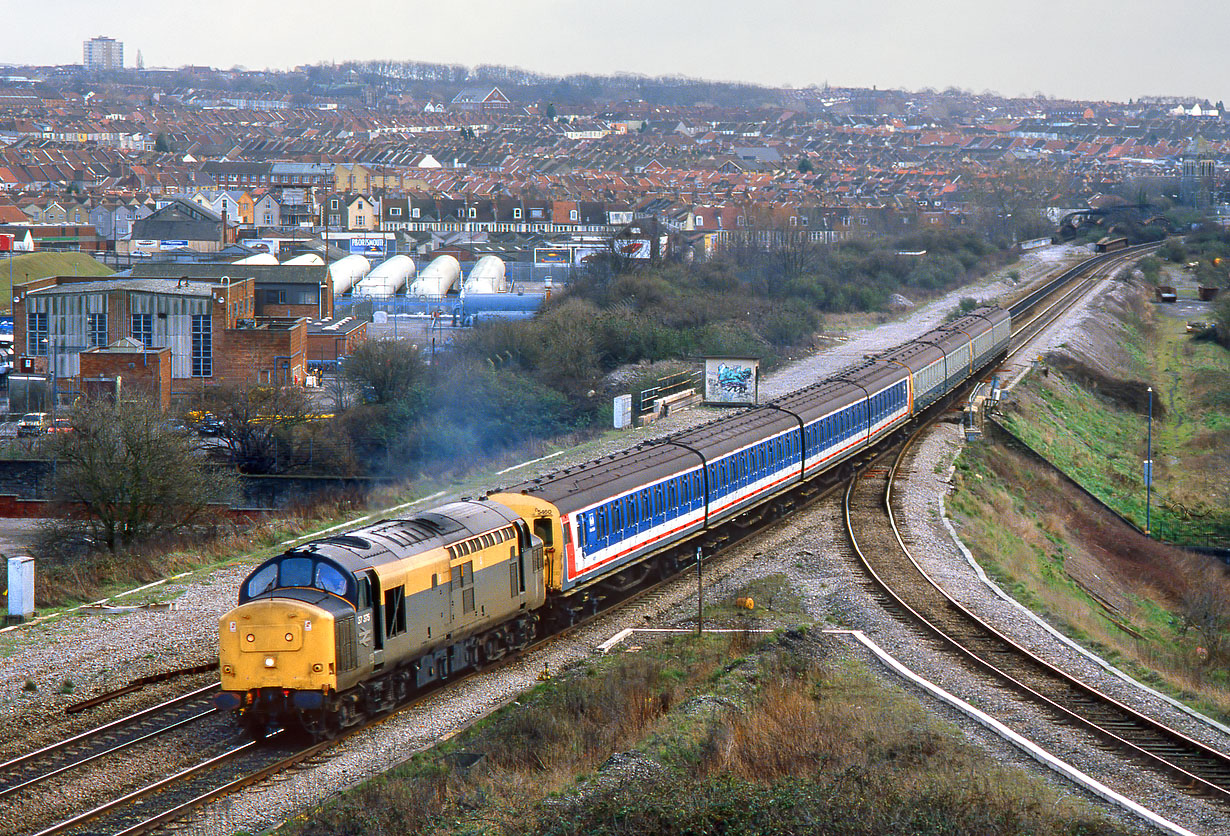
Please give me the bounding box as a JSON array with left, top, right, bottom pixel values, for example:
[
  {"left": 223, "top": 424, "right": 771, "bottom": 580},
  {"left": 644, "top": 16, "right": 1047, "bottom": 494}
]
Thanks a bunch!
[{"left": 1180, "top": 136, "right": 1216, "bottom": 209}]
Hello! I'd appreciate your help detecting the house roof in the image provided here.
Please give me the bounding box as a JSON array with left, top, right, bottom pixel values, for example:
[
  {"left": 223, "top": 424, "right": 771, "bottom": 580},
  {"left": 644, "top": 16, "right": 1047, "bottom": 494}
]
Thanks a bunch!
[{"left": 131, "top": 262, "right": 327, "bottom": 285}]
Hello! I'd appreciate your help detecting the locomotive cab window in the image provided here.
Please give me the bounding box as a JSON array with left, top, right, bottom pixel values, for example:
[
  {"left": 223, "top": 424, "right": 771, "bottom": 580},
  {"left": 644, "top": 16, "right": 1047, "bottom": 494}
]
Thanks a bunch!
[
  {"left": 314, "top": 563, "right": 348, "bottom": 596},
  {"left": 384, "top": 586, "right": 406, "bottom": 637},
  {"left": 240, "top": 555, "right": 354, "bottom": 603},
  {"left": 246, "top": 564, "right": 277, "bottom": 598}
]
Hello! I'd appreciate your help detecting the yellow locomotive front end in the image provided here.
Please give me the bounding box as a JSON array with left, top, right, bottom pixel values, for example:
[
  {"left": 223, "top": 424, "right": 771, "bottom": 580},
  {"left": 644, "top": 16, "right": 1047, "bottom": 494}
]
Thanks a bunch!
[
  {"left": 219, "top": 598, "right": 338, "bottom": 694},
  {"left": 216, "top": 549, "right": 367, "bottom": 736}
]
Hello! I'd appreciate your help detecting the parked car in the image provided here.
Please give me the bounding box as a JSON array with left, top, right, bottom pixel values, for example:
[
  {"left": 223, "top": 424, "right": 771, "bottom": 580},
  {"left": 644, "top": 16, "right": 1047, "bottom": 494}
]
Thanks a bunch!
[
  {"left": 187, "top": 411, "right": 224, "bottom": 435},
  {"left": 17, "top": 413, "right": 49, "bottom": 437},
  {"left": 46, "top": 418, "right": 73, "bottom": 434}
]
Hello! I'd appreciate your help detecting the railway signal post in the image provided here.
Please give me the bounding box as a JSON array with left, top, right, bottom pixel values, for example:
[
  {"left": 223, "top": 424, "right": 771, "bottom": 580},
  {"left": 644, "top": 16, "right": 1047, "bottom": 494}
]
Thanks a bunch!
[
  {"left": 1145, "top": 386, "right": 1153, "bottom": 537},
  {"left": 696, "top": 546, "right": 703, "bottom": 636}
]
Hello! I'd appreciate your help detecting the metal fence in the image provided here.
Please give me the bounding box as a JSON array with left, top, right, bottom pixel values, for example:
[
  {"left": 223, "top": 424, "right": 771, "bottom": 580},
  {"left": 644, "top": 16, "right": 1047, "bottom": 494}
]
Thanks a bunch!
[{"left": 634, "top": 370, "right": 702, "bottom": 419}]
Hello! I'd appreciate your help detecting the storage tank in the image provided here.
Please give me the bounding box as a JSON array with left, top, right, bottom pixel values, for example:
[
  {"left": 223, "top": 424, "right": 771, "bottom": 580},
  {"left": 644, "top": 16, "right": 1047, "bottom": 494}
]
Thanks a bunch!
[
  {"left": 282, "top": 253, "right": 325, "bottom": 266},
  {"left": 233, "top": 253, "right": 279, "bottom": 265},
  {"left": 462, "top": 256, "right": 509, "bottom": 294},
  {"left": 410, "top": 255, "right": 461, "bottom": 297},
  {"left": 355, "top": 255, "right": 415, "bottom": 297},
  {"left": 328, "top": 254, "right": 372, "bottom": 295}
]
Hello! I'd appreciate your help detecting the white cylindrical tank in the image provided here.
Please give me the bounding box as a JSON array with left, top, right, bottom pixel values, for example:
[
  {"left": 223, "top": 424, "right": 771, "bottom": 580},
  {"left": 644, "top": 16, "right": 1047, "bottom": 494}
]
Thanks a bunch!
[
  {"left": 233, "top": 253, "right": 279, "bottom": 265},
  {"left": 462, "top": 255, "right": 508, "bottom": 294},
  {"left": 355, "top": 255, "right": 415, "bottom": 297},
  {"left": 410, "top": 255, "right": 461, "bottom": 296},
  {"left": 282, "top": 253, "right": 325, "bottom": 266},
  {"left": 328, "top": 254, "right": 372, "bottom": 295}
]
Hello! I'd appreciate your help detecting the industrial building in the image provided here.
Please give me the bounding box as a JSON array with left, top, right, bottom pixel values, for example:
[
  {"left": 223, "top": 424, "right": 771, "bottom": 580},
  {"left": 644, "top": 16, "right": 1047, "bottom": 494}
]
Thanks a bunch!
[{"left": 12, "top": 275, "right": 308, "bottom": 405}]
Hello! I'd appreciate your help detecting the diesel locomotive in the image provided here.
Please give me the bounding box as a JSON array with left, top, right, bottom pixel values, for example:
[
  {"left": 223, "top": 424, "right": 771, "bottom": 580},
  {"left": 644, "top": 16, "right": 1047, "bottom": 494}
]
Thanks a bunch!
[{"left": 217, "top": 305, "right": 1011, "bottom": 736}]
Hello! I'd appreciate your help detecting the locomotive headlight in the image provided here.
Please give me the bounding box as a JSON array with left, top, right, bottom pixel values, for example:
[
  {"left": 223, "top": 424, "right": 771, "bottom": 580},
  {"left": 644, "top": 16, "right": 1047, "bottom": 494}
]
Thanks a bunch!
[
  {"left": 264, "top": 656, "right": 276, "bottom": 668},
  {"left": 313, "top": 663, "right": 323, "bottom": 672},
  {"left": 246, "top": 634, "right": 255, "bottom": 643},
  {"left": 285, "top": 633, "right": 294, "bottom": 642}
]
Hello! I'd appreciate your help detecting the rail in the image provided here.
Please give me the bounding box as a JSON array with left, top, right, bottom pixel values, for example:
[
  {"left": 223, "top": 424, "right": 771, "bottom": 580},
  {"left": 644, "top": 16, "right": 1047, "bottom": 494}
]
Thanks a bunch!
[{"left": 841, "top": 268, "right": 1230, "bottom": 807}]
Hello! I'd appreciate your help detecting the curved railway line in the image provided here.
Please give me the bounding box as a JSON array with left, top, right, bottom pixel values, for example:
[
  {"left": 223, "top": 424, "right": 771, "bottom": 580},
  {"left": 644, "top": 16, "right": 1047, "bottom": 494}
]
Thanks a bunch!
[
  {"left": 9, "top": 244, "right": 1185, "bottom": 834},
  {"left": 843, "top": 244, "right": 1230, "bottom": 810}
]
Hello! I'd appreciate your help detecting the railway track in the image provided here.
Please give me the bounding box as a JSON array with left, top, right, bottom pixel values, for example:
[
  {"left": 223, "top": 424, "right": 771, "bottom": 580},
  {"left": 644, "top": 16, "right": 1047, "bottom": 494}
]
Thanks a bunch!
[
  {"left": 0, "top": 684, "right": 220, "bottom": 805},
  {"left": 14, "top": 245, "right": 1166, "bottom": 835},
  {"left": 842, "top": 248, "right": 1230, "bottom": 808}
]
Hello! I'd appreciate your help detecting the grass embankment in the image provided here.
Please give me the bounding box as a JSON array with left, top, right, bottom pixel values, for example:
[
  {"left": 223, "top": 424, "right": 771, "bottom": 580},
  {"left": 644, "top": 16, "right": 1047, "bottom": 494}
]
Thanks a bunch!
[
  {"left": 281, "top": 630, "right": 1129, "bottom": 836},
  {"left": 947, "top": 279, "right": 1230, "bottom": 718},
  {"left": 1, "top": 252, "right": 113, "bottom": 312},
  {"left": 1000, "top": 283, "right": 1230, "bottom": 545}
]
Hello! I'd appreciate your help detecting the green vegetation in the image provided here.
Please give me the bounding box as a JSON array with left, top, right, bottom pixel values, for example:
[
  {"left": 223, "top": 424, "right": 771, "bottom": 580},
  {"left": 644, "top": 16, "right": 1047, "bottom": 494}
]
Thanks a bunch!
[
  {"left": 948, "top": 277, "right": 1230, "bottom": 717},
  {"left": 464, "top": 229, "right": 1005, "bottom": 398},
  {"left": 284, "top": 632, "right": 1130, "bottom": 836},
  {"left": 949, "top": 440, "right": 1230, "bottom": 719},
  {"left": 998, "top": 306, "right": 1230, "bottom": 545},
  {"left": 1, "top": 252, "right": 113, "bottom": 311}
]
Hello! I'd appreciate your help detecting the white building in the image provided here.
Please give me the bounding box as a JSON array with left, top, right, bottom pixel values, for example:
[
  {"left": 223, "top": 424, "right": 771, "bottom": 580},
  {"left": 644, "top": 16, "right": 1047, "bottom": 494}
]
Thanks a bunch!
[{"left": 83, "top": 36, "right": 123, "bottom": 71}]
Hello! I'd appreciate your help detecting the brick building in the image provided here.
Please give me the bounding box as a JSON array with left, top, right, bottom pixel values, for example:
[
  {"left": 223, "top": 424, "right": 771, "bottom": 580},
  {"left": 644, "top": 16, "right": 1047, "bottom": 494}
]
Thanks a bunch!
[
  {"left": 79, "top": 338, "right": 172, "bottom": 409},
  {"left": 131, "top": 262, "right": 334, "bottom": 320},
  {"left": 13, "top": 275, "right": 308, "bottom": 402},
  {"left": 306, "top": 316, "right": 368, "bottom": 367}
]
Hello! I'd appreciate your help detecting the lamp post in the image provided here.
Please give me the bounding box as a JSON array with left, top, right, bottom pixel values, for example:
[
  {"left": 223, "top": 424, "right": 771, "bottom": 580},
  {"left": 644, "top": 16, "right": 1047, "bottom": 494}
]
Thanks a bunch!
[{"left": 1145, "top": 386, "right": 1153, "bottom": 537}]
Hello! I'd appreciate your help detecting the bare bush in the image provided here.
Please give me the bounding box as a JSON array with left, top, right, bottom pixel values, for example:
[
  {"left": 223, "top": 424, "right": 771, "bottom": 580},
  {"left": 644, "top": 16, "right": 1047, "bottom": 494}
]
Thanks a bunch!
[{"left": 48, "top": 397, "right": 235, "bottom": 552}]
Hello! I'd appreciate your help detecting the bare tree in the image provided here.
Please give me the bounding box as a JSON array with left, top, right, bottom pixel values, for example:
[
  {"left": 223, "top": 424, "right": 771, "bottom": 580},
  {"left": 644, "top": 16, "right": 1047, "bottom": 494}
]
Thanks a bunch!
[
  {"left": 203, "top": 384, "right": 316, "bottom": 473},
  {"left": 1180, "top": 564, "right": 1230, "bottom": 666},
  {"left": 342, "top": 338, "right": 427, "bottom": 406},
  {"left": 50, "top": 398, "right": 234, "bottom": 552}
]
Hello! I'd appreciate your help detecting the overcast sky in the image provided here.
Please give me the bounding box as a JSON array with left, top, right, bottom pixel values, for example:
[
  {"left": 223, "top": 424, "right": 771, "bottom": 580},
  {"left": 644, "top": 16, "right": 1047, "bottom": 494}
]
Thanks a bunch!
[{"left": 7, "top": 1, "right": 1224, "bottom": 103}]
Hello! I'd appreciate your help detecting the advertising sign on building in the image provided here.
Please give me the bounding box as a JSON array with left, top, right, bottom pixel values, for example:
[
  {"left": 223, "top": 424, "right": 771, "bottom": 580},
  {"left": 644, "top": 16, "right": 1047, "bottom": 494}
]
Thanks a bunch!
[
  {"left": 246, "top": 238, "right": 281, "bottom": 255},
  {"left": 349, "top": 235, "right": 388, "bottom": 256},
  {"left": 534, "top": 247, "right": 572, "bottom": 265},
  {"left": 160, "top": 240, "right": 188, "bottom": 248},
  {"left": 615, "top": 238, "right": 652, "bottom": 259},
  {"left": 703, "top": 356, "right": 759, "bottom": 406}
]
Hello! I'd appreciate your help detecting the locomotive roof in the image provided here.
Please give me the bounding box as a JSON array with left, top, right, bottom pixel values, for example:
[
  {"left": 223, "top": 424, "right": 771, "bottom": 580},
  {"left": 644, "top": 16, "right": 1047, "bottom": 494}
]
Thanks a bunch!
[{"left": 292, "top": 500, "right": 520, "bottom": 571}]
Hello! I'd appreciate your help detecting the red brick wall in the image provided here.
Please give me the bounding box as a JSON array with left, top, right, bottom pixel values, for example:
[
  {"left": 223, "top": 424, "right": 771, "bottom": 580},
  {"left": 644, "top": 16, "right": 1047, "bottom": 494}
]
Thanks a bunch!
[
  {"left": 305, "top": 323, "right": 367, "bottom": 364},
  {"left": 215, "top": 321, "right": 306, "bottom": 386},
  {"left": 261, "top": 303, "right": 320, "bottom": 320},
  {"left": 79, "top": 347, "right": 171, "bottom": 410}
]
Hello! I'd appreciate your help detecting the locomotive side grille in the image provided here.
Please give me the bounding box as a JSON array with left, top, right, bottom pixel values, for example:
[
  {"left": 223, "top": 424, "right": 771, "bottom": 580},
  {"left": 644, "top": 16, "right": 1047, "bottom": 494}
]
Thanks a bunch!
[{"left": 335, "top": 614, "right": 358, "bottom": 672}]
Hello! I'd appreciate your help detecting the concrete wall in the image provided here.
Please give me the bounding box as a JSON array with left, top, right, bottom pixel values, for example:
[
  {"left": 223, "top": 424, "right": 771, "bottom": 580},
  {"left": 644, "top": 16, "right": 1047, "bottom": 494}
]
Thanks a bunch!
[{"left": 0, "top": 458, "right": 395, "bottom": 513}]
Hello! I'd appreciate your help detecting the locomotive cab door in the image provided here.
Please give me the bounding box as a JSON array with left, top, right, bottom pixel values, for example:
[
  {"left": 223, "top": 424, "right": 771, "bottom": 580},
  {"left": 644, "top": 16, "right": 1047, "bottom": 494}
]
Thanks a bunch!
[{"left": 360, "top": 570, "right": 384, "bottom": 669}]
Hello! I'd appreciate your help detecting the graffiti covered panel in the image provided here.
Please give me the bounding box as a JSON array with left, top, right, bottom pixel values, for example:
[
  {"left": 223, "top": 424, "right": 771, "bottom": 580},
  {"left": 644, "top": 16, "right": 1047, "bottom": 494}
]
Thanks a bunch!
[{"left": 704, "top": 357, "right": 759, "bottom": 405}]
